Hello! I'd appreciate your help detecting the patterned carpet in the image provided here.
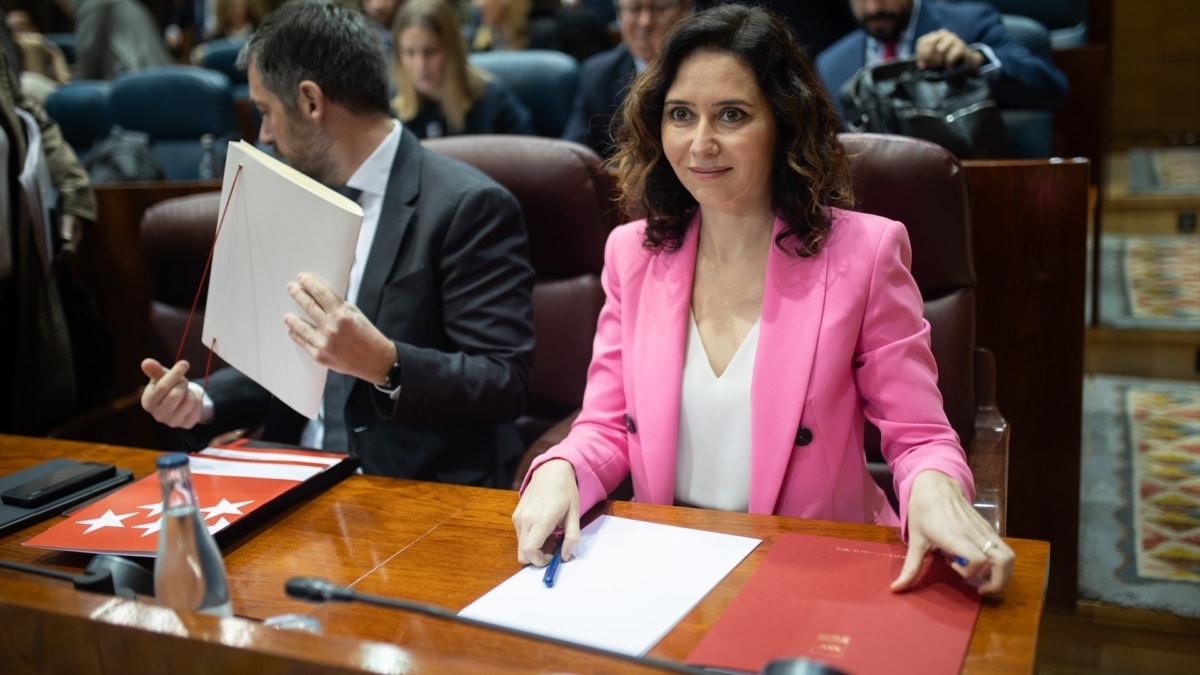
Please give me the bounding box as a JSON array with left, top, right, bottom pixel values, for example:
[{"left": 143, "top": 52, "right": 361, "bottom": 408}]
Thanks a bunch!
[
  {"left": 1080, "top": 375, "right": 1200, "bottom": 617},
  {"left": 1128, "top": 147, "right": 1200, "bottom": 196},
  {"left": 1095, "top": 234, "right": 1200, "bottom": 330}
]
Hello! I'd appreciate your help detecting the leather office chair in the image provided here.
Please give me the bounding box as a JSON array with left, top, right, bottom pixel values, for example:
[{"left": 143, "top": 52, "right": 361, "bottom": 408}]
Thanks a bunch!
[
  {"left": 421, "top": 135, "right": 619, "bottom": 489},
  {"left": 43, "top": 80, "right": 112, "bottom": 156},
  {"left": 467, "top": 50, "right": 579, "bottom": 138},
  {"left": 840, "top": 132, "right": 1009, "bottom": 534},
  {"left": 109, "top": 66, "right": 240, "bottom": 180},
  {"left": 198, "top": 37, "right": 249, "bottom": 87},
  {"left": 948, "top": 0, "right": 1088, "bottom": 48},
  {"left": 140, "top": 192, "right": 230, "bottom": 374},
  {"left": 997, "top": 14, "right": 1055, "bottom": 158}
]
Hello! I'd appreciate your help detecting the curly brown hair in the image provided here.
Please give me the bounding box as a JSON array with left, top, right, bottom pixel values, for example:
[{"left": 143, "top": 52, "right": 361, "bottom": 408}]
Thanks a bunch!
[{"left": 609, "top": 3, "right": 853, "bottom": 257}]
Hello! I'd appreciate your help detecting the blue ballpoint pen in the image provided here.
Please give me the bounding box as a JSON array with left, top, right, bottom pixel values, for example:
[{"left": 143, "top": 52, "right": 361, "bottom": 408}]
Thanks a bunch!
[
  {"left": 937, "top": 548, "right": 968, "bottom": 566},
  {"left": 543, "top": 539, "right": 563, "bottom": 588}
]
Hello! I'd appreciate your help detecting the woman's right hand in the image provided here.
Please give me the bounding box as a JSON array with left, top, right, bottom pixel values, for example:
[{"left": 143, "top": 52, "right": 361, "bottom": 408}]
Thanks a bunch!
[{"left": 512, "top": 459, "right": 581, "bottom": 566}]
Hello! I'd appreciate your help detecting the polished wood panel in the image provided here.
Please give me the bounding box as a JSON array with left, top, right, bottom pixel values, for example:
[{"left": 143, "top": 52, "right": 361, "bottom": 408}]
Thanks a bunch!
[
  {"left": 0, "top": 436, "right": 1050, "bottom": 674},
  {"left": 1110, "top": 0, "right": 1200, "bottom": 144},
  {"left": 962, "top": 159, "right": 1091, "bottom": 607},
  {"left": 1052, "top": 45, "right": 1110, "bottom": 187}
]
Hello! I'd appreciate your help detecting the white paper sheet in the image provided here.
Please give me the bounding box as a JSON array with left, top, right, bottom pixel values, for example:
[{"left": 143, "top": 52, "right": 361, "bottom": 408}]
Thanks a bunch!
[
  {"left": 202, "top": 141, "right": 363, "bottom": 419},
  {"left": 459, "top": 515, "right": 761, "bottom": 656}
]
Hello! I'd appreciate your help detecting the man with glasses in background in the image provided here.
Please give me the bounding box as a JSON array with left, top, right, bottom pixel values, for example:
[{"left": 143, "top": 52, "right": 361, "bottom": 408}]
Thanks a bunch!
[{"left": 561, "top": 0, "right": 692, "bottom": 158}]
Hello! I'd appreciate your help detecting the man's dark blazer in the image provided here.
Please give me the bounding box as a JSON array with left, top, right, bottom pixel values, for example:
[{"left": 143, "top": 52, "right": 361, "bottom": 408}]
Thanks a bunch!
[
  {"left": 185, "top": 126, "right": 535, "bottom": 487},
  {"left": 816, "top": 1, "right": 1067, "bottom": 119},
  {"left": 560, "top": 43, "right": 635, "bottom": 158}
]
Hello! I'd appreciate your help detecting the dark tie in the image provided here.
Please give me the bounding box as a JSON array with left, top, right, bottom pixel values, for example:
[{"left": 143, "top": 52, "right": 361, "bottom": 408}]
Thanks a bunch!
[
  {"left": 881, "top": 40, "right": 898, "bottom": 62},
  {"left": 321, "top": 185, "right": 361, "bottom": 452}
]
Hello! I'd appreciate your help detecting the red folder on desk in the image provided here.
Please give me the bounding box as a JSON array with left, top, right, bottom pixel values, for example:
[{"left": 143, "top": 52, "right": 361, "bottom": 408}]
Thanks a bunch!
[
  {"left": 23, "top": 444, "right": 356, "bottom": 557},
  {"left": 687, "top": 533, "right": 982, "bottom": 675}
]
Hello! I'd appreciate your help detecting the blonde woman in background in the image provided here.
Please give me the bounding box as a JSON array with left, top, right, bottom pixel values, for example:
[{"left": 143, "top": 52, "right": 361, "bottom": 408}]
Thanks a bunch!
[
  {"left": 189, "top": 0, "right": 266, "bottom": 64},
  {"left": 393, "top": 0, "right": 532, "bottom": 139}
]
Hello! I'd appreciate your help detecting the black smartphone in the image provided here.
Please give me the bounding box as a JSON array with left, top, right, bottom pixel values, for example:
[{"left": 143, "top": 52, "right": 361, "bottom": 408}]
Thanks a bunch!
[{"left": 1, "top": 461, "right": 117, "bottom": 508}]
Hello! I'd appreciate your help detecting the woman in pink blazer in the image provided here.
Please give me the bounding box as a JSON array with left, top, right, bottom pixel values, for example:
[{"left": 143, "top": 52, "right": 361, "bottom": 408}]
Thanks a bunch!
[{"left": 513, "top": 4, "right": 1014, "bottom": 594}]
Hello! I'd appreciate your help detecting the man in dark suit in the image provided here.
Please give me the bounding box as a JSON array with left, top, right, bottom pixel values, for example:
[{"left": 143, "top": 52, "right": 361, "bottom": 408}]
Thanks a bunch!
[
  {"left": 140, "top": 0, "right": 535, "bottom": 488},
  {"left": 816, "top": 0, "right": 1066, "bottom": 120},
  {"left": 561, "top": 0, "right": 692, "bottom": 158}
]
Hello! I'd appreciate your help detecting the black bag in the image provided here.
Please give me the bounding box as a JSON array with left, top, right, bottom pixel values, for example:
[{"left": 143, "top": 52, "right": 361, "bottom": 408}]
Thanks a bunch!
[
  {"left": 83, "top": 127, "right": 166, "bottom": 183},
  {"left": 839, "top": 58, "right": 1008, "bottom": 159}
]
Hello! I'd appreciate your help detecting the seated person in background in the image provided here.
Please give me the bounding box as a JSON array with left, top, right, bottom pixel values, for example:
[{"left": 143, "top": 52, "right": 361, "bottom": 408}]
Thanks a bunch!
[
  {"left": 4, "top": 10, "right": 71, "bottom": 104},
  {"left": 469, "top": 0, "right": 612, "bottom": 63},
  {"left": 561, "top": 0, "right": 692, "bottom": 158},
  {"left": 362, "top": 0, "right": 403, "bottom": 56},
  {"left": 67, "top": 0, "right": 172, "bottom": 80},
  {"left": 393, "top": 0, "right": 533, "bottom": 139},
  {"left": 165, "top": 0, "right": 217, "bottom": 55},
  {"left": 816, "top": 0, "right": 1067, "bottom": 122},
  {"left": 189, "top": 0, "right": 267, "bottom": 65},
  {"left": 140, "top": 0, "right": 536, "bottom": 488},
  {"left": 513, "top": 3, "right": 1015, "bottom": 595}
]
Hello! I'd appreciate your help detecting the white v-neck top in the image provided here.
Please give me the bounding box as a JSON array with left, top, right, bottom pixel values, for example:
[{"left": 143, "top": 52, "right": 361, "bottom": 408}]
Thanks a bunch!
[{"left": 674, "top": 312, "right": 759, "bottom": 511}]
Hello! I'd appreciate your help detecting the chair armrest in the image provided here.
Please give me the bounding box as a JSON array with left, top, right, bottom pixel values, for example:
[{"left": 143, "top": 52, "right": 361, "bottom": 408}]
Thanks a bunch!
[
  {"left": 969, "top": 347, "right": 1009, "bottom": 536},
  {"left": 510, "top": 409, "right": 581, "bottom": 491}
]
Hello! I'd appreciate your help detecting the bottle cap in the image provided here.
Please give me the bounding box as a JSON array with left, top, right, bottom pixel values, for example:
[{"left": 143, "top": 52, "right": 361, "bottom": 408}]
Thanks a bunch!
[{"left": 155, "top": 453, "right": 189, "bottom": 469}]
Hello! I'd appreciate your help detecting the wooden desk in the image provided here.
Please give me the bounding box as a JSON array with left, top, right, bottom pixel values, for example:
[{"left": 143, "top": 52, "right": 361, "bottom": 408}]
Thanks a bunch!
[{"left": 0, "top": 436, "right": 1050, "bottom": 673}]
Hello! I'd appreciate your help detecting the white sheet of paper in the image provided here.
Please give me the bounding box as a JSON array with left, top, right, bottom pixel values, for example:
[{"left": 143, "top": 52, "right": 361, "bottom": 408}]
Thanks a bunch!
[
  {"left": 459, "top": 515, "right": 761, "bottom": 656},
  {"left": 202, "top": 141, "right": 363, "bottom": 419}
]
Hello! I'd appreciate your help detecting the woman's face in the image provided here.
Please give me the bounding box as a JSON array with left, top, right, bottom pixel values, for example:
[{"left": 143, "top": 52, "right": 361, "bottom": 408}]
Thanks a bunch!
[
  {"left": 472, "top": 0, "right": 504, "bottom": 27},
  {"left": 399, "top": 25, "right": 446, "bottom": 99},
  {"left": 661, "top": 50, "right": 778, "bottom": 218}
]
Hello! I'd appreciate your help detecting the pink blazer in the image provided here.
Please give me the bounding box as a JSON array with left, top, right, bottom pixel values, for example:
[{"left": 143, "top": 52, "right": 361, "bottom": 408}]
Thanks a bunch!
[{"left": 527, "top": 209, "right": 974, "bottom": 529}]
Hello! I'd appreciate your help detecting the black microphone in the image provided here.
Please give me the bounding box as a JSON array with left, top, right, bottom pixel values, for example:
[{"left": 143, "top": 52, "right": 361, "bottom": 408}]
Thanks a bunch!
[
  {"left": 285, "top": 576, "right": 736, "bottom": 674},
  {"left": 0, "top": 557, "right": 135, "bottom": 598}
]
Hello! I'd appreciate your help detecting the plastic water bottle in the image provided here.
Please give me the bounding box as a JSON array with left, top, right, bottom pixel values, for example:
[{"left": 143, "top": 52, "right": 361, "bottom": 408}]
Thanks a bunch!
[
  {"left": 153, "top": 453, "right": 233, "bottom": 617},
  {"left": 198, "top": 133, "right": 217, "bottom": 180}
]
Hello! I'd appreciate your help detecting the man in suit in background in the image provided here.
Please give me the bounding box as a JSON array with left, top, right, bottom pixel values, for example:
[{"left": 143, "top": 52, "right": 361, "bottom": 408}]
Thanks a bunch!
[
  {"left": 816, "top": 0, "right": 1067, "bottom": 121},
  {"left": 140, "top": 0, "right": 536, "bottom": 488},
  {"left": 561, "top": 0, "right": 691, "bottom": 158}
]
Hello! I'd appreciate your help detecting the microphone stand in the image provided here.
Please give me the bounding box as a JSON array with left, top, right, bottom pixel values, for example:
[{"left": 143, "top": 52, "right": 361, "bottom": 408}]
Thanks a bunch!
[
  {"left": 286, "top": 577, "right": 745, "bottom": 675},
  {"left": 0, "top": 558, "right": 131, "bottom": 597}
]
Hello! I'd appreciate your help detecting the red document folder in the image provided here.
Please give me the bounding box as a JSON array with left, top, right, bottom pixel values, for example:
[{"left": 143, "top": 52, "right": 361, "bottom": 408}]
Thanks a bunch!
[
  {"left": 687, "top": 533, "right": 982, "bottom": 675},
  {"left": 23, "top": 443, "right": 356, "bottom": 557}
]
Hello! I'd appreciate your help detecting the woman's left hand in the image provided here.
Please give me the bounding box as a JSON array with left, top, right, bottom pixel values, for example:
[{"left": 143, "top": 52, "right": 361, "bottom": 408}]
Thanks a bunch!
[{"left": 892, "top": 470, "right": 1015, "bottom": 595}]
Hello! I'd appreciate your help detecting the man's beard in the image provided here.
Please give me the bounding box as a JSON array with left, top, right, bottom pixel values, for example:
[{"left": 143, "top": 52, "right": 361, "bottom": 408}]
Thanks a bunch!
[
  {"left": 276, "top": 115, "right": 338, "bottom": 187},
  {"left": 859, "top": 7, "right": 913, "bottom": 43}
]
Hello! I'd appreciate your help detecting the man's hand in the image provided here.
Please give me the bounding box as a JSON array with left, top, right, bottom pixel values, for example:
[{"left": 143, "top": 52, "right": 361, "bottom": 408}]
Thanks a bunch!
[
  {"left": 284, "top": 273, "right": 397, "bottom": 385},
  {"left": 915, "top": 29, "right": 984, "bottom": 71},
  {"left": 141, "top": 358, "right": 203, "bottom": 429}
]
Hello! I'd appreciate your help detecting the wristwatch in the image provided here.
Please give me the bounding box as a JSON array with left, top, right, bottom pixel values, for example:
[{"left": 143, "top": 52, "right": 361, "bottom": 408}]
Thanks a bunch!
[{"left": 381, "top": 361, "right": 402, "bottom": 390}]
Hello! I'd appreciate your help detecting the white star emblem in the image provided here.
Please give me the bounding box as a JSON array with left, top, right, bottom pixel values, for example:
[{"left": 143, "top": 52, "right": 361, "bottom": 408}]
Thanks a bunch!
[
  {"left": 134, "top": 518, "right": 164, "bottom": 538},
  {"left": 208, "top": 516, "right": 231, "bottom": 534},
  {"left": 200, "top": 499, "right": 253, "bottom": 520},
  {"left": 139, "top": 502, "right": 163, "bottom": 517},
  {"left": 76, "top": 509, "right": 138, "bottom": 534}
]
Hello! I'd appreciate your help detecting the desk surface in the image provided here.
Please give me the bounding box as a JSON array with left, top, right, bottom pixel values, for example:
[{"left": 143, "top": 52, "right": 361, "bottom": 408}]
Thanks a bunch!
[{"left": 0, "top": 435, "right": 1050, "bottom": 673}]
